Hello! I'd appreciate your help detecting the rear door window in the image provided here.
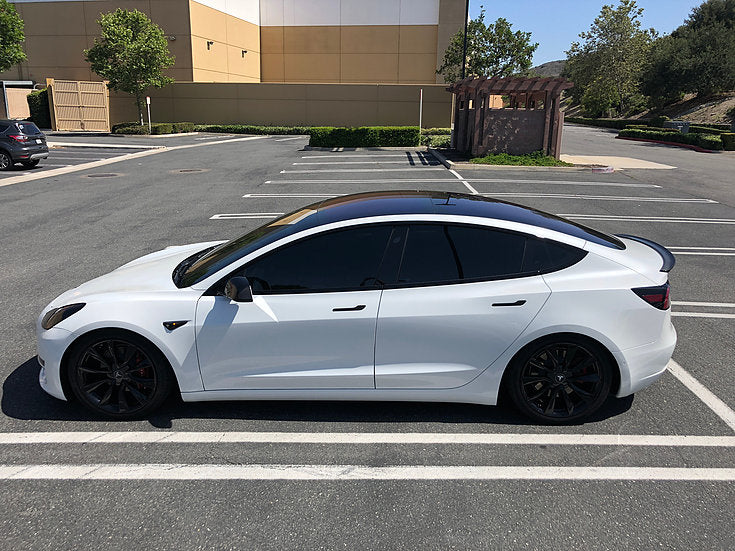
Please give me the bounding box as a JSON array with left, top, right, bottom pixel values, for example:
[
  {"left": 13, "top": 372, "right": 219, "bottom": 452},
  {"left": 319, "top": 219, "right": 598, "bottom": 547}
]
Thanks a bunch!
[{"left": 395, "top": 224, "right": 586, "bottom": 287}]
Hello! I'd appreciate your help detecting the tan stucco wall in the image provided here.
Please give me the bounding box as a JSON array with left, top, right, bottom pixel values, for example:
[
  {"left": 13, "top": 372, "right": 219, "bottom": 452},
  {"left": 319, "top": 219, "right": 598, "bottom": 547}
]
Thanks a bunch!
[
  {"left": 260, "top": 25, "right": 440, "bottom": 84},
  {"left": 188, "top": 0, "right": 260, "bottom": 82},
  {"left": 109, "top": 83, "right": 451, "bottom": 127},
  {"left": 0, "top": 0, "right": 194, "bottom": 84}
]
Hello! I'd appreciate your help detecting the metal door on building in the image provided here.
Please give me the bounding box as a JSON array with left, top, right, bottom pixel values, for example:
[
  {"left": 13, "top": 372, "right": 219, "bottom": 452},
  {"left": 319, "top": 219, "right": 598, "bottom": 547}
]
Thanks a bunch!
[{"left": 46, "top": 78, "right": 110, "bottom": 132}]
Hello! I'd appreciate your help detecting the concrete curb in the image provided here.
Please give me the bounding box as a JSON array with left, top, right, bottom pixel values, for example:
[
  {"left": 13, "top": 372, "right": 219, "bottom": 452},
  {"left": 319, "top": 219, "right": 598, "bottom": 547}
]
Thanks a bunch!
[
  {"left": 428, "top": 148, "right": 612, "bottom": 172},
  {"left": 303, "top": 146, "right": 429, "bottom": 152},
  {"left": 48, "top": 141, "right": 165, "bottom": 150},
  {"left": 615, "top": 135, "right": 727, "bottom": 154}
]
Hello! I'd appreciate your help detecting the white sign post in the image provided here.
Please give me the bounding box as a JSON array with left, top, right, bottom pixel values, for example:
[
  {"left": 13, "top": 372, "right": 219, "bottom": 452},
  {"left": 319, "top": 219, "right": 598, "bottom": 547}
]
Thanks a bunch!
[
  {"left": 418, "top": 88, "right": 423, "bottom": 145},
  {"left": 146, "top": 96, "right": 152, "bottom": 134}
]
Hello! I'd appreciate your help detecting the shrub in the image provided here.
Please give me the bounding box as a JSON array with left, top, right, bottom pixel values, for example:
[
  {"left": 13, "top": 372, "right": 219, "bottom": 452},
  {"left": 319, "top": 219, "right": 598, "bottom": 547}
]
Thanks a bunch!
[
  {"left": 422, "top": 134, "right": 451, "bottom": 148},
  {"left": 727, "top": 106, "right": 735, "bottom": 119},
  {"left": 422, "top": 127, "right": 451, "bottom": 135},
  {"left": 26, "top": 89, "right": 51, "bottom": 129},
  {"left": 648, "top": 115, "right": 670, "bottom": 128},
  {"left": 112, "top": 122, "right": 149, "bottom": 134},
  {"left": 309, "top": 126, "right": 420, "bottom": 147},
  {"left": 618, "top": 128, "right": 723, "bottom": 150},
  {"left": 171, "top": 121, "right": 195, "bottom": 133},
  {"left": 721, "top": 133, "right": 735, "bottom": 151},
  {"left": 150, "top": 122, "right": 173, "bottom": 135},
  {"left": 195, "top": 124, "right": 310, "bottom": 135},
  {"left": 688, "top": 125, "right": 726, "bottom": 135},
  {"left": 470, "top": 150, "right": 573, "bottom": 167}
]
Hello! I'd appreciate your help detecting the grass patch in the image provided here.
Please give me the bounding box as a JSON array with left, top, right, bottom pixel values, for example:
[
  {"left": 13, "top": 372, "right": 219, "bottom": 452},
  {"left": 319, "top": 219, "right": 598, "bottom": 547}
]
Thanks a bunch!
[{"left": 470, "top": 150, "right": 573, "bottom": 166}]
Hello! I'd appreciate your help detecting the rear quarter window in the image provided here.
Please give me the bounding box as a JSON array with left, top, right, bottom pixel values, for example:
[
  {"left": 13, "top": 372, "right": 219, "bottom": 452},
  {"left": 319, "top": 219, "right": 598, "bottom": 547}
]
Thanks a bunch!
[
  {"left": 15, "top": 122, "right": 41, "bottom": 135},
  {"left": 522, "top": 238, "right": 587, "bottom": 274}
]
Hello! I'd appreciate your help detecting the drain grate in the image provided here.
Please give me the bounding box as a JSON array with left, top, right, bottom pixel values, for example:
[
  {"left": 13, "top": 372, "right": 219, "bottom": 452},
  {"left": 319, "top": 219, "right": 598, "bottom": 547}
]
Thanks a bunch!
[{"left": 85, "top": 173, "right": 120, "bottom": 178}]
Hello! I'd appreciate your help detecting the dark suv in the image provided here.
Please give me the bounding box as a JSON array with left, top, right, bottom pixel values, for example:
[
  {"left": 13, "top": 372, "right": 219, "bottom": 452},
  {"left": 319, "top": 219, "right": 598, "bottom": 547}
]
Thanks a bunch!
[{"left": 0, "top": 120, "right": 48, "bottom": 170}]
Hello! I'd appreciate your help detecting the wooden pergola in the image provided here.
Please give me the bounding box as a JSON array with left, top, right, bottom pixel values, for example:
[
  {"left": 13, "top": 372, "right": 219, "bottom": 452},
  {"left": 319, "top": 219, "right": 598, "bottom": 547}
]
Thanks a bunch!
[{"left": 447, "top": 76, "right": 574, "bottom": 159}]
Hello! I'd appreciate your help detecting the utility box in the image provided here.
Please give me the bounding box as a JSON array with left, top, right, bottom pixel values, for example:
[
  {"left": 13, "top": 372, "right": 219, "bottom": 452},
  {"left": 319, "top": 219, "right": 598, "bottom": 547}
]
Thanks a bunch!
[{"left": 663, "top": 120, "right": 690, "bottom": 134}]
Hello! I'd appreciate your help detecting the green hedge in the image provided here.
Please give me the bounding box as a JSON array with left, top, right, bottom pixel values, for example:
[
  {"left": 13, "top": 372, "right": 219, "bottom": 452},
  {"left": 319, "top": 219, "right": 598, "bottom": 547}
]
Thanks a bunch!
[
  {"left": 618, "top": 129, "right": 723, "bottom": 150},
  {"left": 565, "top": 117, "right": 639, "bottom": 130},
  {"left": 422, "top": 134, "right": 451, "bottom": 148},
  {"left": 309, "top": 126, "right": 420, "bottom": 147},
  {"left": 422, "top": 127, "right": 451, "bottom": 135},
  {"left": 112, "top": 121, "right": 196, "bottom": 135},
  {"left": 688, "top": 125, "right": 728, "bottom": 135},
  {"left": 26, "top": 89, "right": 51, "bottom": 129},
  {"left": 194, "top": 124, "right": 310, "bottom": 135},
  {"left": 624, "top": 124, "right": 679, "bottom": 132},
  {"left": 721, "top": 133, "right": 735, "bottom": 151}
]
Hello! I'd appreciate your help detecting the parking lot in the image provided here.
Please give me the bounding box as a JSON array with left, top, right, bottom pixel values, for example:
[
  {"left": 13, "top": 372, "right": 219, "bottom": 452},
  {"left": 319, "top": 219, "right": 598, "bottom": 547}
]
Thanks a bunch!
[{"left": 0, "top": 128, "right": 733, "bottom": 549}]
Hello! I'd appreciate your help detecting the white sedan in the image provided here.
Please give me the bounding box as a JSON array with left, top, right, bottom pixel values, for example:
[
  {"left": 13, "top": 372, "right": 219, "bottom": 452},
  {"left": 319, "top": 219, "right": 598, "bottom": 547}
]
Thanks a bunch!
[{"left": 37, "top": 191, "right": 676, "bottom": 423}]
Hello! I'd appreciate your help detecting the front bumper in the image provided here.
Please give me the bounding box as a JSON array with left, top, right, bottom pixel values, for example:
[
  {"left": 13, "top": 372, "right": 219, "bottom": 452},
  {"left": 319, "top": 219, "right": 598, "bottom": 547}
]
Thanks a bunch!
[{"left": 36, "top": 325, "right": 74, "bottom": 401}]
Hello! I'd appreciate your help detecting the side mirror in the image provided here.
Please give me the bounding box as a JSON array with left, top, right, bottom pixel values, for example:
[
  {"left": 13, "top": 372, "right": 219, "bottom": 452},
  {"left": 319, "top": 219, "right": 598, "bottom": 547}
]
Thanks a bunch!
[{"left": 224, "top": 276, "right": 253, "bottom": 303}]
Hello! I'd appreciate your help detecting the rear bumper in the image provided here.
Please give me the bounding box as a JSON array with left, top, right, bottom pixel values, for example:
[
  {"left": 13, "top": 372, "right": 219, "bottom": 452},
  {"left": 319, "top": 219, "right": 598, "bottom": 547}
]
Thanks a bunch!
[
  {"left": 29, "top": 152, "right": 49, "bottom": 160},
  {"left": 616, "top": 319, "right": 677, "bottom": 397}
]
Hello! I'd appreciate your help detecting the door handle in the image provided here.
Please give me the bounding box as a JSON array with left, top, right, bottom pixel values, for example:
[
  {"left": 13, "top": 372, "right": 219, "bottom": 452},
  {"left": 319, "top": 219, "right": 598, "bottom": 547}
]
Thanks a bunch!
[
  {"left": 492, "top": 300, "right": 527, "bottom": 307},
  {"left": 333, "top": 305, "right": 366, "bottom": 312}
]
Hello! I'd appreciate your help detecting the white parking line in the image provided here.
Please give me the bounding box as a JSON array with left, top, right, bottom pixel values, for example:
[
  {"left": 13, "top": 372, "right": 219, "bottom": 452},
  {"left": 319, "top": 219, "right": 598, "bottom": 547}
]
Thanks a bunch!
[
  {"left": 302, "top": 154, "right": 409, "bottom": 158},
  {"left": 672, "top": 301, "right": 735, "bottom": 308},
  {"left": 264, "top": 179, "right": 659, "bottom": 188},
  {"left": 210, "top": 213, "right": 282, "bottom": 220},
  {"left": 449, "top": 168, "right": 479, "bottom": 194},
  {"left": 265, "top": 179, "right": 469, "bottom": 184},
  {"left": 280, "top": 168, "right": 444, "bottom": 173},
  {"left": 559, "top": 215, "right": 735, "bottom": 225},
  {"left": 0, "top": 432, "right": 733, "bottom": 446},
  {"left": 672, "top": 312, "right": 735, "bottom": 319},
  {"left": 243, "top": 193, "right": 339, "bottom": 198},
  {"left": 276, "top": 136, "right": 306, "bottom": 141},
  {"left": 293, "top": 161, "right": 439, "bottom": 165},
  {"left": 668, "top": 247, "right": 735, "bottom": 257},
  {"left": 668, "top": 360, "right": 735, "bottom": 432},
  {"left": 1, "top": 464, "right": 734, "bottom": 481},
  {"left": 483, "top": 193, "right": 716, "bottom": 203},
  {"left": 196, "top": 135, "right": 235, "bottom": 140}
]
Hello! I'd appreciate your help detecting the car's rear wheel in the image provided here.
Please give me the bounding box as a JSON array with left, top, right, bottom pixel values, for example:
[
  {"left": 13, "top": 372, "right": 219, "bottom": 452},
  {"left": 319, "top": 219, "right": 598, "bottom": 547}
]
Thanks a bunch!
[
  {"left": 0, "top": 151, "right": 12, "bottom": 171},
  {"left": 67, "top": 331, "right": 174, "bottom": 419},
  {"left": 21, "top": 159, "right": 39, "bottom": 168},
  {"left": 506, "top": 336, "right": 612, "bottom": 424}
]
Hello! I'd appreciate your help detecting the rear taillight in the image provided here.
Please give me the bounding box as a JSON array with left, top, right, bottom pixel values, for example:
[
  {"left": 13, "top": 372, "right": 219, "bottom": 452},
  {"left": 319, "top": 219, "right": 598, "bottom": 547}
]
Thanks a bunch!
[
  {"left": 8, "top": 134, "right": 28, "bottom": 143},
  {"left": 632, "top": 282, "right": 670, "bottom": 310}
]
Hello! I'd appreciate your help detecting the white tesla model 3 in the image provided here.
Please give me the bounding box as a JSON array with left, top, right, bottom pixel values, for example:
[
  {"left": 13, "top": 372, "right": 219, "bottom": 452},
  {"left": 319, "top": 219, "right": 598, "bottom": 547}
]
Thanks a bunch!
[{"left": 37, "top": 191, "right": 676, "bottom": 423}]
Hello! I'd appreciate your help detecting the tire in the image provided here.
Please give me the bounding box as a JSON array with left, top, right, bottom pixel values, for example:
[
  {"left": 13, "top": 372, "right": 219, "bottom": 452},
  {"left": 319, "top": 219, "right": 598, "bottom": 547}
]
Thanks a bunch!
[
  {"left": 66, "top": 330, "right": 174, "bottom": 420},
  {"left": 21, "top": 159, "right": 39, "bottom": 168},
  {"left": 506, "top": 335, "right": 612, "bottom": 424},
  {"left": 0, "top": 151, "right": 12, "bottom": 171}
]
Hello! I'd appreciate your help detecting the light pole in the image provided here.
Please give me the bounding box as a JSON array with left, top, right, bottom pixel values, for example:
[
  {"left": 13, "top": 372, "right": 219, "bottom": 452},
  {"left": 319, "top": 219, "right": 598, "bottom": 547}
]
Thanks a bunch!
[{"left": 461, "top": 0, "right": 470, "bottom": 79}]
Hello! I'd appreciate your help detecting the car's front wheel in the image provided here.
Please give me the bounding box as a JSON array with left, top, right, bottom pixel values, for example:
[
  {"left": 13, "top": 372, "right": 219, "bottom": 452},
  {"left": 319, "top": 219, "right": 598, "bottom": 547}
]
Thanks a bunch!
[
  {"left": 67, "top": 331, "right": 174, "bottom": 419},
  {"left": 506, "top": 336, "right": 612, "bottom": 424}
]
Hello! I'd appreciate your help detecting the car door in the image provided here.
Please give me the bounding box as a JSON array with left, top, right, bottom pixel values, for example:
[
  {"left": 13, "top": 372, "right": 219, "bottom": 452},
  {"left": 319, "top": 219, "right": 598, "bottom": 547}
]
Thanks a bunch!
[
  {"left": 195, "top": 224, "right": 393, "bottom": 390},
  {"left": 375, "top": 223, "right": 552, "bottom": 389}
]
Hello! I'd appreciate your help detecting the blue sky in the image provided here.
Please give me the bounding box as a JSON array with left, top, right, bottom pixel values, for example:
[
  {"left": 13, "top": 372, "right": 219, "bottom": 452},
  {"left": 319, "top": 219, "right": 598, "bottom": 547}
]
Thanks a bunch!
[{"left": 468, "top": 0, "right": 703, "bottom": 65}]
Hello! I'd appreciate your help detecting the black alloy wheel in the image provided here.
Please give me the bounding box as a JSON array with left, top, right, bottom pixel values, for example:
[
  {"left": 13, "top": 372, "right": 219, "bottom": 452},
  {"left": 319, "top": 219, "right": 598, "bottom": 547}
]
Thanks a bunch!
[
  {"left": 507, "top": 337, "right": 612, "bottom": 424},
  {"left": 21, "top": 159, "right": 39, "bottom": 168},
  {"left": 68, "top": 332, "right": 173, "bottom": 419},
  {"left": 0, "top": 151, "right": 12, "bottom": 171}
]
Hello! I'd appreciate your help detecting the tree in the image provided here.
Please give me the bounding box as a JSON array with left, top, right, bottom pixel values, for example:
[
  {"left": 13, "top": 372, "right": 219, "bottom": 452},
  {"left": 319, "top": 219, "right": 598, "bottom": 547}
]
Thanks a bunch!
[
  {"left": 0, "top": 0, "right": 26, "bottom": 72},
  {"left": 642, "top": 0, "right": 735, "bottom": 103},
  {"left": 437, "top": 8, "right": 538, "bottom": 83},
  {"left": 85, "top": 9, "right": 174, "bottom": 124},
  {"left": 563, "top": 0, "right": 656, "bottom": 117}
]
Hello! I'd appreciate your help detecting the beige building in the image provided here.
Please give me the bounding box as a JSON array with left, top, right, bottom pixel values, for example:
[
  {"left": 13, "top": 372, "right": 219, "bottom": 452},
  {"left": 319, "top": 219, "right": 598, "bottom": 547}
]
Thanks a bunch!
[{"left": 2, "top": 0, "right": 464, "bottom": 85}]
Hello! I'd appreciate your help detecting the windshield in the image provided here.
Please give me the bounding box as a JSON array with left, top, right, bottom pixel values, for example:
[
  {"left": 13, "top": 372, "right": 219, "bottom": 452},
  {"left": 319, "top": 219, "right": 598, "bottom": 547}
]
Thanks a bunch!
[{"left": 176, "top": 204, "right": 322, "bottom": 288}]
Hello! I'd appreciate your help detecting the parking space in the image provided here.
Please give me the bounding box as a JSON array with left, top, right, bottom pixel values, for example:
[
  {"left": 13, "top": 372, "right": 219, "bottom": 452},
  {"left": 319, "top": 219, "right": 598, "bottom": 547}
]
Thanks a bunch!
[{"left": 0, "top": 129, "right": 734, "bottom": 548}]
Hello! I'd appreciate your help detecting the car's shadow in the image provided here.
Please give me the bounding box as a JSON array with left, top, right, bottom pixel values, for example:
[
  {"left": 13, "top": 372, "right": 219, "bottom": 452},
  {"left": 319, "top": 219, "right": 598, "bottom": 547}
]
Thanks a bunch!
[{"left": 3, "top": 357, "right": 634, "bottom": 428}]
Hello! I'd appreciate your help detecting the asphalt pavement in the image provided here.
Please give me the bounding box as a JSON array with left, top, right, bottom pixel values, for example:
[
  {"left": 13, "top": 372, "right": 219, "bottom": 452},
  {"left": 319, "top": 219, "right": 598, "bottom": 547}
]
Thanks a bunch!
[{"left": 0, "top": 127, "right": 733, "bottom": 550}]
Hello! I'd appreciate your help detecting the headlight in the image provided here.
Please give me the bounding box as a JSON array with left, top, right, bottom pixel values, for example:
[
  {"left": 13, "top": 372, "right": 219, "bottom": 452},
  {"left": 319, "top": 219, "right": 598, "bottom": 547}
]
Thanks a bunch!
[{"left": 41, "top": 303, "right": 85, "bottom": 330}]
